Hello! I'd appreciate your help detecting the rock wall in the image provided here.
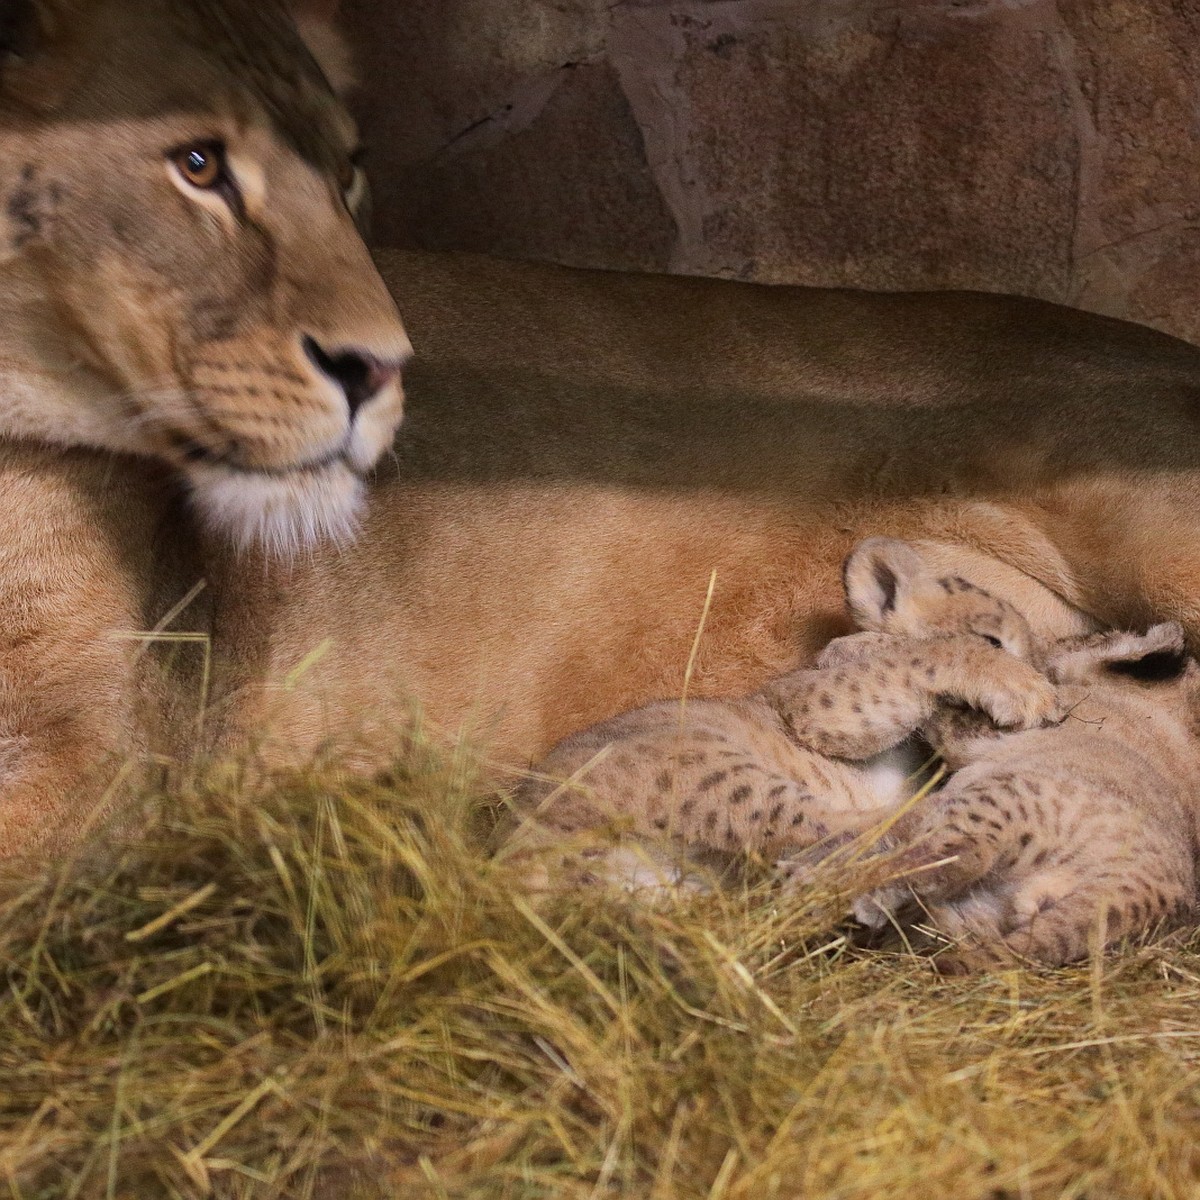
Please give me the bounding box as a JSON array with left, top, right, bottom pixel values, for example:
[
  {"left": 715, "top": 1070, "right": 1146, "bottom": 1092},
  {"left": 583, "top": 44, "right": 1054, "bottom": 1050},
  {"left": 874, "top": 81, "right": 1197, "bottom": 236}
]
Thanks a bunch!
[{"left": 342, "top": 0, "right": 1200, "bottom": 345}]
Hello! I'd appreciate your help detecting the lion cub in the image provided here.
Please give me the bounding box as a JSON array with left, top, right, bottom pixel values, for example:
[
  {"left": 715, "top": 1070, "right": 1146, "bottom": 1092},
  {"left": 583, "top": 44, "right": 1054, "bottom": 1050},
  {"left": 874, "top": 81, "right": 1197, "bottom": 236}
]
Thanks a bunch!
[
  {"left": 856, "top": 620, "right": 1200, "bottom": 969},
  {"left": 509, "top": 537, "right": 1061, "bottom": 886}
]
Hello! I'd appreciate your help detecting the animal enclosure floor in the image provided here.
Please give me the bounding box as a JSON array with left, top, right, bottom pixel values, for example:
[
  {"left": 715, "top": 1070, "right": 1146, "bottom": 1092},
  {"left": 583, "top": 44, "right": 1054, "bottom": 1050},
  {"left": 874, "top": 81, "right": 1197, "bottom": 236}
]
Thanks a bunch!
[{"left": 2, "top": 741, "right": 1199, "bottom": 1199}]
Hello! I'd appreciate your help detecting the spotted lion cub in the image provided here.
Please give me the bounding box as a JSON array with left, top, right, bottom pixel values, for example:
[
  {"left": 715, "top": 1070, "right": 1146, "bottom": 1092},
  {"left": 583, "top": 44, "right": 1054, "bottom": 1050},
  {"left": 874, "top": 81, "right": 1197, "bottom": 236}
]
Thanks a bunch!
[
  {"left": 856, "top": 620, "right": 1200, "bottom": 969},
  {"left": 509, "top": 537, "right": 1062, "bottom": 887}
]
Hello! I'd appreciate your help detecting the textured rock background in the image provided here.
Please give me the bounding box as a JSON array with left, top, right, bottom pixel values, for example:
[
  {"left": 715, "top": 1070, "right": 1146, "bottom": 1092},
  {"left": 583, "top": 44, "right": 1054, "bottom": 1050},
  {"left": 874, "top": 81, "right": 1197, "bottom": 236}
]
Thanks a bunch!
[{"left": 341, "top": 0, "right": 1200, "bottom": 344}]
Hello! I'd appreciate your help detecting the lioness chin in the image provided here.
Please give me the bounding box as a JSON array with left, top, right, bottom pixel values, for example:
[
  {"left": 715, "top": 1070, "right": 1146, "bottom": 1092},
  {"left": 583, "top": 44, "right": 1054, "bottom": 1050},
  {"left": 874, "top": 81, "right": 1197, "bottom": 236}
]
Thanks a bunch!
[{"left": 3, "top": 0, "right": 1200, "bottom": 860}]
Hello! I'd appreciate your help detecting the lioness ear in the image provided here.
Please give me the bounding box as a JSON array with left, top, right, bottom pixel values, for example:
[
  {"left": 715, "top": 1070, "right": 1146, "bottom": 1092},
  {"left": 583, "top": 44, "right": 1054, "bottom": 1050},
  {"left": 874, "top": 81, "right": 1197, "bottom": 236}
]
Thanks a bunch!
[
  {"left": 0, "top": 0, "right": 78, "bottom": 57},
  {"left": 288, "top": 0, "right": 356, "bottom": 97},
  {"left": 0, "top": 0, "right": 79, "bottom": 110},
  {"left": 0, "top": 1, "right": 39, "bottom": 61},
  {"left": 1049, "top": 622, "right": 1189, "bottom": 685},
  {"left": 843, "top": 538, "right": 931, "bottom": 632}
]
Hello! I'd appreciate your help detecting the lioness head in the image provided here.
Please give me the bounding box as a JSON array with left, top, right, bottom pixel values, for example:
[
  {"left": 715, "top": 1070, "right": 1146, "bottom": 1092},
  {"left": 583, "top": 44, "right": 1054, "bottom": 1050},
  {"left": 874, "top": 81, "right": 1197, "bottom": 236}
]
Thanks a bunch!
[{"left": 0, "top": 0, "right": 410, "bottom": 550}]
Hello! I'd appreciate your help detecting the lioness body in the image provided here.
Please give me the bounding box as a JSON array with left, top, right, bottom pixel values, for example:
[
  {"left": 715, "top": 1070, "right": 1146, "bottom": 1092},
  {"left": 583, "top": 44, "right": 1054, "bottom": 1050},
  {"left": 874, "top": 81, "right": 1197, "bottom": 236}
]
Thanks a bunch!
[
  {"left": 6, "top": 2, "right": 1200, "bottom": 855},
  {"left": 12, "top": 247, "right": 1200, "bottom": 853},
  {"left": 221, "top": 246, "right": 1200, "bottom": 760}
]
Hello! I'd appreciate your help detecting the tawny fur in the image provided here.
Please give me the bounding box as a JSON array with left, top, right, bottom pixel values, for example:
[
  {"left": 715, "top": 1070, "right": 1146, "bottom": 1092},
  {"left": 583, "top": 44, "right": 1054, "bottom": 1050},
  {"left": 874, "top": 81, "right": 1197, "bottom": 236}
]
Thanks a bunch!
[
  {"left": 509, "top": 539, "right": 1063, "bottom": 887},
  {"left": 9, "top": 2, "right": 1200, "bottom": 858},
  {"left": 856, "top": 622, "right": 1200, "bottom": 970}
]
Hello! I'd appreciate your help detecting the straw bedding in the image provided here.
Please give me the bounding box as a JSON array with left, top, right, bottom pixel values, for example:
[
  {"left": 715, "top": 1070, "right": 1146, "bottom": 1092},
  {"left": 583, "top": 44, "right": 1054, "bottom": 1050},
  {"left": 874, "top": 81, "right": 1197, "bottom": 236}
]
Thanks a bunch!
[{"left": 3, "top": 736, "right": 1199, "bottom": 1199}]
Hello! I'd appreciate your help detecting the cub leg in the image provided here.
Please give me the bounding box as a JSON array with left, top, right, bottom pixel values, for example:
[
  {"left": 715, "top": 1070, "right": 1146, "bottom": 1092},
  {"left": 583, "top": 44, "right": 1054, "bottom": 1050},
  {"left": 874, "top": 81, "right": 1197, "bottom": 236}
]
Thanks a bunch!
[
  {"left": 518, "top": 707, "right": 876, "bottom": 848},
  {"left": 759, "top": 635, "right": 1061, "bottom": 761},
  {"left": 933, "top": 862, "right": 1195, "bottom": 972},
  {"left": 651, "top": 749, "right": 884, "bottom": 857},
  {"left": 856, "top": 766, "right": 1073, "bottom": 928}
]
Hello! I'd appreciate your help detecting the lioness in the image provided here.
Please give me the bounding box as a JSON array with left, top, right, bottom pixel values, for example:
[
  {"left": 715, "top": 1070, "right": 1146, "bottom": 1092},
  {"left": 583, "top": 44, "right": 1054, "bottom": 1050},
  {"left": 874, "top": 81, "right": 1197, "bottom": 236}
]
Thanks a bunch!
[{"left": 4, "top": 0, "right": 1200, "bottom": 858}]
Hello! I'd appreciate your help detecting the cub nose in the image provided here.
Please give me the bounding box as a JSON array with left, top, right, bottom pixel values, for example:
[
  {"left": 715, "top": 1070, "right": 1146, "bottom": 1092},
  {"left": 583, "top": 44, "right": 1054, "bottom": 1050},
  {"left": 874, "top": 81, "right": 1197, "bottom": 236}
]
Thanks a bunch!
[{"left": 303, "top": 335, "right": 402, "bottom": 419}]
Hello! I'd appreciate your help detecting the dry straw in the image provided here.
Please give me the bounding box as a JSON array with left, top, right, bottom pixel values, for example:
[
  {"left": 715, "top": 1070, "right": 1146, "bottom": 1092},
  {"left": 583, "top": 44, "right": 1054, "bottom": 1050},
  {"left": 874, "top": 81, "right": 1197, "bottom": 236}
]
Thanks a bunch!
[{"left": 2, "top": 731, "right": 1199, "bottom": 1198}]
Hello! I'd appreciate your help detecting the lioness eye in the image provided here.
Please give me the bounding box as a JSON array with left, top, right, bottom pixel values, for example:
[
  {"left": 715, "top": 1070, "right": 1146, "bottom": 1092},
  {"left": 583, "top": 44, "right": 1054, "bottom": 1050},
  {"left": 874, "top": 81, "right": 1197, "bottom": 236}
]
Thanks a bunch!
[
  {"left": 171, "top": 142, "right": 225, "bottom": 190},
  {"left": 340, "top": 147, "right": 367, "bottom": 206},
  {"left": 982, "top": 635, "right": 1004, "bottom": 649}
]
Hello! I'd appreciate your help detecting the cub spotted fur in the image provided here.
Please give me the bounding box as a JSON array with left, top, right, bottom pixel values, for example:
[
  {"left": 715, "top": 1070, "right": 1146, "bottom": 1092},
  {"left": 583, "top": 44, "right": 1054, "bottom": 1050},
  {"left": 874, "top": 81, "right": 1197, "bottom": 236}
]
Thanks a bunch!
[
  {"left": 856, "top": 621, "right": 1200, "bottom": 970},
  {"left": 516, "top": 544, "right": 1200, "bottom": 971},
  {"left": 510, "top": 538, "right": 1062, "bottom": 886}
]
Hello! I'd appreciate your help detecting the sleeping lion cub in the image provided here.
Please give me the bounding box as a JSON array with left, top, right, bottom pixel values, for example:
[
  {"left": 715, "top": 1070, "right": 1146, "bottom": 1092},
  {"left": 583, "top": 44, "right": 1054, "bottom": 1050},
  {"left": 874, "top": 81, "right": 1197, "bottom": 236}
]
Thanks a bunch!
[
  {"left": 515, "top": 540, "right": 1200, "bottom": 969},
  {"left": 510, "top": 537, "right": 1063, "bottom": 884},
  {"left": 856, "top": 619, "right": 1200, "bottom": 970}
]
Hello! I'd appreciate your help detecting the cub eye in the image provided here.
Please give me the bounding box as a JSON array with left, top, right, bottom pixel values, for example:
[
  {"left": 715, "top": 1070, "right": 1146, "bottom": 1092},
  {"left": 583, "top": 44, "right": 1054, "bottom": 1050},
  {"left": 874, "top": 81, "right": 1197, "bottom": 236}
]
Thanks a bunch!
[
  {"left": 982, "top": 635, "right": 1004, "bottom": 650},
  {"left": 171, "top": 142, "right": 226, "bottom": 190}
]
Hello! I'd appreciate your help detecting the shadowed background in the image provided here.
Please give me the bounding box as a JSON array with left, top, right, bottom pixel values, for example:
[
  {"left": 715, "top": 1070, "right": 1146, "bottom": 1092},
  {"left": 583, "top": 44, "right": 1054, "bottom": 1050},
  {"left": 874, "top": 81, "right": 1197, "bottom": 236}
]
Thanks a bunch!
[{"left": 340, "top": 0, "right": 1200, "bottom": 346}]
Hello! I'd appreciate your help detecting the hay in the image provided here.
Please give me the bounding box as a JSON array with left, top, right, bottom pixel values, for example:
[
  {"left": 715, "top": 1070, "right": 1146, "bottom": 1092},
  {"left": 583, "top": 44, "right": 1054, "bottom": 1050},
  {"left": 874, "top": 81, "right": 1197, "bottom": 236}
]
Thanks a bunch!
[{"left": 3, "top": 738, "right": 1200, "bottom": 1199}]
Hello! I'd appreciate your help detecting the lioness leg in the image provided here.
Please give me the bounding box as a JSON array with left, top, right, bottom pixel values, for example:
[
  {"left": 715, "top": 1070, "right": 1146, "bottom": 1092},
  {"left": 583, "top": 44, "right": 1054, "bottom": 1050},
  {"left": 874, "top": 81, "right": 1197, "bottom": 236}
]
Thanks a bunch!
[{"left": 0, "top": 449, "right": 186, "bottom": 858}]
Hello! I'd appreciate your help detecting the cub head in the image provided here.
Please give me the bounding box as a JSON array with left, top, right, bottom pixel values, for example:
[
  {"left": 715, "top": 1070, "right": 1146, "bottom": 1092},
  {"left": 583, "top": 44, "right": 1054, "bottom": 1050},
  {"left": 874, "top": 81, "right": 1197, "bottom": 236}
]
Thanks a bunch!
[
  {"left": 0, "top": 0, "right": 410, "bottom": 551},
  {"left": 843, "top": 537, "right": 1037, "bottom": 660}
]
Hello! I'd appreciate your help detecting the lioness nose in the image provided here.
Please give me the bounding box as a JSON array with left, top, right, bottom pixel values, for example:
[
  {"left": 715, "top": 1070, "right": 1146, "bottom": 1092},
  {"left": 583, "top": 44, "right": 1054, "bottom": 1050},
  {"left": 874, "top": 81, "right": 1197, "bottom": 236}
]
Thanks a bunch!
[{"left": 303, "top": 336, "right": 401, "bottom": 419}]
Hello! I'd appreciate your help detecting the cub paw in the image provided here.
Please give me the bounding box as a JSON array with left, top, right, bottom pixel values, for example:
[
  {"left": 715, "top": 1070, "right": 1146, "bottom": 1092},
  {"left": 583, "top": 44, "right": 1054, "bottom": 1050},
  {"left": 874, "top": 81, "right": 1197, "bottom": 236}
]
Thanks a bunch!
[
  {"left": 969, "top": 659, "right": 1064, "bottom": 731},
  {"left": 815, "top": 631, "right": 896, "bottom": 670},
  {"left": 774, "top": 830, "right": 859, "bottom": 891}
]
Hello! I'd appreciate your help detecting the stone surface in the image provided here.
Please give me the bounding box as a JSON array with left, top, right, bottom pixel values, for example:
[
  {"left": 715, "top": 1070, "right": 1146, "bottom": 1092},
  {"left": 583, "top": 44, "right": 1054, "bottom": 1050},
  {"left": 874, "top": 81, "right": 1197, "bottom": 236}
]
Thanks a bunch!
[
  {"left": 377, "top": 61, "right": 677, "bottom": 272},
  {"left": 609, "top": 1, "right": 1079, "bottom": 294},
  {"left": 1057, "top": 1, "right": 1200, "bottom": 332},
  {"left": 342, "top": 0, "right": 1200, "bottom": 345}
]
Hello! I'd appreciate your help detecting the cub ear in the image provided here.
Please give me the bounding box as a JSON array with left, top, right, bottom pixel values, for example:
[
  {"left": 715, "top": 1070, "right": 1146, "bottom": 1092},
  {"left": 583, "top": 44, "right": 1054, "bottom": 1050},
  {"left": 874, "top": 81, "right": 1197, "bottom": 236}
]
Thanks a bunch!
[
  {"left": 0, "top": 2, "right": 39, "bottom": 60},
  {"left": 842, "top": 538, "right": 931, "bottom": 632},
  {"left": 1048, "top": 622, "right": 1189, "bottom": 685},
  {"left": 288, "top": 0, "right": 357, "bottom": 96}
]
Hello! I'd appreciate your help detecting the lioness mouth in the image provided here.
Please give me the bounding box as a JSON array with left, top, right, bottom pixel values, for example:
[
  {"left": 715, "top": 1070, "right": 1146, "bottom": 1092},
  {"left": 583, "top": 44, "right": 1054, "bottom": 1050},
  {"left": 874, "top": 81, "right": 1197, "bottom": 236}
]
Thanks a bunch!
[{"left": 175, "top": 435, "right": 361, "bottom": 481}]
